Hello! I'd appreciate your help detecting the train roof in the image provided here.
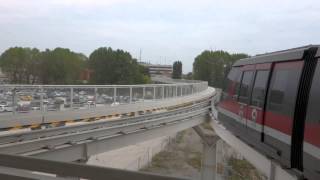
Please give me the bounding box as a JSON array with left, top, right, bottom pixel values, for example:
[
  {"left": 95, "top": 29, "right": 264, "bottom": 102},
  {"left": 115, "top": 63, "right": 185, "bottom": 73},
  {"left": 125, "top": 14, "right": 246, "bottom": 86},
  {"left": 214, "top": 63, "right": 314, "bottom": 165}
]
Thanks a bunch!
[{"left": 233, "top": 45, "right": 320, "bottom": 67}]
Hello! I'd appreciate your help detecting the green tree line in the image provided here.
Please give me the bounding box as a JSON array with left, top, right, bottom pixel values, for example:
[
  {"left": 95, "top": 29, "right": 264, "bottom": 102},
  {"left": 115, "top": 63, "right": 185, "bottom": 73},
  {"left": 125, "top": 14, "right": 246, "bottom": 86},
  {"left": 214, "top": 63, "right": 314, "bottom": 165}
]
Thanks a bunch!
[
  {"left": 0, "top": 47, "right": 150, "bottom": 85},
  {"left": 88, "top": 47, "right": 150, "bottom": 84},
  {"left": 193, "top": 50, "right": 249, "bottom": 88}
]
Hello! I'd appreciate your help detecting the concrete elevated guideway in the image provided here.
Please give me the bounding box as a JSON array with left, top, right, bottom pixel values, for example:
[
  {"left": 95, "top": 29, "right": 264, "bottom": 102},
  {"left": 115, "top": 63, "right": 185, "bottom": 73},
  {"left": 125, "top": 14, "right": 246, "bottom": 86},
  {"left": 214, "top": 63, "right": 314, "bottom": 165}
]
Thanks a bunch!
[
  {"left": 0, "top": 80, "right": 215, "bottom": 179},
  {"left": 0, "top": 78, "right": 302, "bottom": 180}
]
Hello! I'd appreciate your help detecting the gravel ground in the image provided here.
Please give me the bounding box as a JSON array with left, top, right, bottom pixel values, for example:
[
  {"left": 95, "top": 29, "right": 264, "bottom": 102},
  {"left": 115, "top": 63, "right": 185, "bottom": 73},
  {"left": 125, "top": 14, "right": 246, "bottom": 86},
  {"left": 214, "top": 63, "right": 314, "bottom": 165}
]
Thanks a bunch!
[
  {"left": 141, "top": 128, "right": 203, "bottom": 179},
  {"left": 141, "top": 124, "right": 266, "bottom": 180}
]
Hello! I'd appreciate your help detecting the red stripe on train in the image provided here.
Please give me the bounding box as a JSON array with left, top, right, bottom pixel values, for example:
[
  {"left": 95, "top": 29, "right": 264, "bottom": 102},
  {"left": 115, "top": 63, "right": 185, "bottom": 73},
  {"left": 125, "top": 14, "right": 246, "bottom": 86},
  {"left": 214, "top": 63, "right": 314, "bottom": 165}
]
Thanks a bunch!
[
  {"left": 304, "top": 124, "right": 320, "bottom": 148},
  {"left": 219, "top": 101, "right": 320, "bottom": 149}
]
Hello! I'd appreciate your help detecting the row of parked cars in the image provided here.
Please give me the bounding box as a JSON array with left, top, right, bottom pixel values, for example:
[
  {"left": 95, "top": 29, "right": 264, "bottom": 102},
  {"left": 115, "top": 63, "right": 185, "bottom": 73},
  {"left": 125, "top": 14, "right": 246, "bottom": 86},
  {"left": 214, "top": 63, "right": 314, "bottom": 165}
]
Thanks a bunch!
[{"left": 0, "top": 89, "right": 135, "bottom": 113}]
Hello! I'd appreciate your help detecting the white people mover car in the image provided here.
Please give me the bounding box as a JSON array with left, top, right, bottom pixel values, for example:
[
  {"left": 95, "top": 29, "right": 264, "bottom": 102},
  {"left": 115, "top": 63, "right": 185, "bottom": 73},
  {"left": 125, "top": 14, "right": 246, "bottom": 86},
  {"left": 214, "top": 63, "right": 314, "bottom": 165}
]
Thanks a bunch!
[{"left": 0, "top": 105, "right": 13, "bottom": 112}]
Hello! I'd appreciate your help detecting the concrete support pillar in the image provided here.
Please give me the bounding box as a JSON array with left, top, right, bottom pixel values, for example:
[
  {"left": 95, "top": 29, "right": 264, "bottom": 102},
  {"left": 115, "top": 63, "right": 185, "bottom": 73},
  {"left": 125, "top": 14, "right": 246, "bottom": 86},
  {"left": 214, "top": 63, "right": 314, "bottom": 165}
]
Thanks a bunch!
[
  {"left": 193, "top": 126, "right": 220, "bottom": 180},
  {"left": 215, "top": 139, "right": 224, "bottom": 180},
  {"left": 202, "top": 140, "right": 217, "bottom": 180}
]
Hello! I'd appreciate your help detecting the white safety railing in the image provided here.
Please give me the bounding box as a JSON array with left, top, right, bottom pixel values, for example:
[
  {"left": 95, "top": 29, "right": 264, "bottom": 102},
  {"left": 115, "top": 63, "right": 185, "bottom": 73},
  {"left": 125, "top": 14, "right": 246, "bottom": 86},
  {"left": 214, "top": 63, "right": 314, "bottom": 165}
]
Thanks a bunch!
[{"left": 0, "top": 82, "right": 208, "bottom": 116}]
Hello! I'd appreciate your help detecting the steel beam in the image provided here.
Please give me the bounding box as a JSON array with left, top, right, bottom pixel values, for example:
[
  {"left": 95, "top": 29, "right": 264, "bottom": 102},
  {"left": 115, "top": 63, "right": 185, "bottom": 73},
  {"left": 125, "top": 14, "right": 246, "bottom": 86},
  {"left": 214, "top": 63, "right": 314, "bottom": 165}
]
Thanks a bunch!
[
  {"left": 0, "top": 166, "right": 66, "bottom": 180},
  {"left": 0, "top": 153, "right": 190, "bottom": 180}
]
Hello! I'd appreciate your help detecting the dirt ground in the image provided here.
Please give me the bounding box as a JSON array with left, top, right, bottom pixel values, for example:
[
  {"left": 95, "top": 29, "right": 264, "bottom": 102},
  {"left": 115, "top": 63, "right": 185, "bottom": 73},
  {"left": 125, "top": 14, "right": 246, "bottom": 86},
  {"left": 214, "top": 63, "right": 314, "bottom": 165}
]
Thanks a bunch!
[
  {"left": 141, "top": 128, "right": 203, "bottom": 179},
  {"left": 141, "top": 124, "right": 266, "bottom": 180}
]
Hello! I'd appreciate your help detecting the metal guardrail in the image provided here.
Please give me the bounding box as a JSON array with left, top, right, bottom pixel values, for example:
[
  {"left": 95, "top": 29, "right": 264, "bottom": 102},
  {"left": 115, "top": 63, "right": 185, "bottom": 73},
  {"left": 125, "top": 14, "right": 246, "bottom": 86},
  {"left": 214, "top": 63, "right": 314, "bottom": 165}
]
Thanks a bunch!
[
  {"left": 0, "top": 101, "right": 210, "bottom": 155},
  {"left": 0, "top": 100, "right": 210, "bottom": 145},
  {"left": 0, "top": 82, "right": 208, "bottom": 116},
  {"left": 0, "top": 153, "right": 190, "bottom": 180}
]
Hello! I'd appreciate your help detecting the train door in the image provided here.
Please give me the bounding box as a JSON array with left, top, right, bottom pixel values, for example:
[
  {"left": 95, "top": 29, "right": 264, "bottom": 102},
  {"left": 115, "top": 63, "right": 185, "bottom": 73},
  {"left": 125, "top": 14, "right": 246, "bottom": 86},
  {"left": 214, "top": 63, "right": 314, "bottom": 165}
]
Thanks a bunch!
[
  {"left": 303, "top": 58, "right": 320, "bottom": 180},
  {"left": 263, "top": 61, "right": 304, "bottom": 166},
  {"left": 237, "top": 65, "right": 255, "bottom": 134},
  {"left": 246, "top": 63, "right": 271, "bottom": 142}
]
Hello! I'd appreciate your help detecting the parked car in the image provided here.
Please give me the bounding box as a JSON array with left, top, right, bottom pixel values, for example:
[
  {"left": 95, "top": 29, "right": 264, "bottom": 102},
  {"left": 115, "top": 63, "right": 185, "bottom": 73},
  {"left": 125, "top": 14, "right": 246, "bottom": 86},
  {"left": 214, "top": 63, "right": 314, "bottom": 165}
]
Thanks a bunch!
[
  {"left": 0, "top": 104, "right": 13, "bottom": 112},
  {"left": 16, "top": 104, "right": 30, "bottom": 112}
]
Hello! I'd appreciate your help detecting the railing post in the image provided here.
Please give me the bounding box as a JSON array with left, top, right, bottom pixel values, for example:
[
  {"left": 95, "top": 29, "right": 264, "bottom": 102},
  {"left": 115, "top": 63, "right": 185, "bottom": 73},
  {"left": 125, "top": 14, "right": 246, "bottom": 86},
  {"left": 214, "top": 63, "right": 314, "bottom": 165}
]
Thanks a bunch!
[
  {"left": 153, "top": 86, "right": 156, "bottom": 100},
  {"left": 12, "top": 88, "right": 17, "bottom": 115},
  {"left": 94, "top": 87, "right": 97, "bottom": 108},
  {"left": 129, "top": 87, "right": 132, "bottom": 103},
  {"left": 162, "top": 86, "right": 165, "bottom": 99},
  {"left": 176, "top": 85, "right": 178, "bottom": 97},
  {"left": 142, "top": 87, "right": 145, "bottom": 101},
  {"left": 180, "top": 85, "right": 183, "bottom": 96},
  {"left": 70, "top": 87, "right": 73, "bottom": 109},
  {"left": 113, "top": 87, "right": 117, "bottom": 103},
  {"left": 40, "top": 87, "right": 44, "bottom": 114},
  {"left": 191, "top": 85, "right": 194, "bottom": 94}
]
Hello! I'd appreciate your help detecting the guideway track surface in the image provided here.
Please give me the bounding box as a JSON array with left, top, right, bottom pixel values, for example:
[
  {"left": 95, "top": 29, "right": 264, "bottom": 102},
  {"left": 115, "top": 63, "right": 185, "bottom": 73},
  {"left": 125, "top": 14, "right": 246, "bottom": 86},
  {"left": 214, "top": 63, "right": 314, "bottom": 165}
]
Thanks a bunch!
[
  {"left": 0, "top": 99, "right": 211, "bottom": 144},
  {"left": 29, "top": 111, "right": 207, "bottom": 162},
  {"left": 0, "top": 94, "right": 211, "bottom": 133},
  {"left": 0, "top": 99, "right": 211, "bottom": 156}
]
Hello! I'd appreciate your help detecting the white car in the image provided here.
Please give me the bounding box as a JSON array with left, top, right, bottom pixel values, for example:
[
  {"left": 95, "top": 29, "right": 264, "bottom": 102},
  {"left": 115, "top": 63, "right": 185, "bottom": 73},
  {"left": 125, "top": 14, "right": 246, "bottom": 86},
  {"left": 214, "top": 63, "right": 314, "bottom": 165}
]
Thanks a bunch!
[{"left": 0, "top": 105, "right": 13, "bottom": 112}]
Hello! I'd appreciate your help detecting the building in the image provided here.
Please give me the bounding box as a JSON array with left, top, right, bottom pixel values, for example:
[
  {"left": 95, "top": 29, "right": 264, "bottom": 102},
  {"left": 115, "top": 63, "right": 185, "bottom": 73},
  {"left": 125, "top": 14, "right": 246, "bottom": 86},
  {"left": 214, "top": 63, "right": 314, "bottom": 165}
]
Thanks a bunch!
[
  {"left": 140, "top": 63, "right": 173, "bottom": 77},
  {"left": 79, "top": 68, "right": 93, "bottom": 84}
]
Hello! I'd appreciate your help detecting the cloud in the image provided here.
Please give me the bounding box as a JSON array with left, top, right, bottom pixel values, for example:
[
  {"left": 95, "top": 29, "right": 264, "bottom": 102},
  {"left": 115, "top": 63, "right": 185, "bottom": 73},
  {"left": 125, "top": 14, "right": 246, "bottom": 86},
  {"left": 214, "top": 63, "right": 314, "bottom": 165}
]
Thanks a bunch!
[
  {"left": 50, "top": 0, "right": 136, "bottom": 9},
  {"left": 0, "top": 0, "right": 320, "bottom": 73}
]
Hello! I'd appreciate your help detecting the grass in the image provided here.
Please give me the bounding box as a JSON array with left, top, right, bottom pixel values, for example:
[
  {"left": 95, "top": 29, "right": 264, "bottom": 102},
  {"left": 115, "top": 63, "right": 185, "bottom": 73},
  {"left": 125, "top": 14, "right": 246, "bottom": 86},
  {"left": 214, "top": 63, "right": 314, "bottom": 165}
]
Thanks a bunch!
[
  {"left": 186, "top": 152, "right": 202, "bottom": 170},
  {"left": 201, "top": 122, "right": 213, "bottom": 131},
  {"left": 150, "top": 151, "right": 176, "bottom": 168},
  {"left": 228, "top": 157, "right": 266, "bottom": 180},
  {"left": 174, "top": 131, "right": 186, "bottom": 144}
]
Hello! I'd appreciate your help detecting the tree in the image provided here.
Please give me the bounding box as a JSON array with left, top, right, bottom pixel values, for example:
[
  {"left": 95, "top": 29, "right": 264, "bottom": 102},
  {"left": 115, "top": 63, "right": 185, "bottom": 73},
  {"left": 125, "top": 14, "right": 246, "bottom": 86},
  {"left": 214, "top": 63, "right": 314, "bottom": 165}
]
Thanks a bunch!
[
  {"left": 0, "top": 46, "right": 150, "bottom": 85},
  {"left": 38, "top": 48, "right": 85, "bottom": 84},
  {"left": 0, "top": 47, "right": 41, "bottom": 84},
  {"left": 172, "top": 61, "right": 182, "bottom": 79},
  {"left": 193, "top": 50, "right": 249, "bottom": 88},
  {"left": 88, "top": 47, "right": 150, "bottom": 84}
]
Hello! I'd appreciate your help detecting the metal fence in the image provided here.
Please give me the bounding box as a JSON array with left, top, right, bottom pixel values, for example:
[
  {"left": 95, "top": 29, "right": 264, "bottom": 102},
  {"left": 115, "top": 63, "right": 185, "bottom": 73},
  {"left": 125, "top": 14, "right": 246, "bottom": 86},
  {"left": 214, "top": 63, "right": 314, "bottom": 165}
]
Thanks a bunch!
[{"left": 0, "top": 82, "right": 208, "bottom": 116}]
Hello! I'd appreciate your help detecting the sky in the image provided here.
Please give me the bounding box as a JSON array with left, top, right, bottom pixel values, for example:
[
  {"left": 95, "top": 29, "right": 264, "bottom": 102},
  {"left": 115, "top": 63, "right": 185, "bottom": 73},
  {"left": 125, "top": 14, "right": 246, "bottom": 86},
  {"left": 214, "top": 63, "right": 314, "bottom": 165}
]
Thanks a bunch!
[{"left": 0, "top": 0, "right": 320, "bottom": 73}]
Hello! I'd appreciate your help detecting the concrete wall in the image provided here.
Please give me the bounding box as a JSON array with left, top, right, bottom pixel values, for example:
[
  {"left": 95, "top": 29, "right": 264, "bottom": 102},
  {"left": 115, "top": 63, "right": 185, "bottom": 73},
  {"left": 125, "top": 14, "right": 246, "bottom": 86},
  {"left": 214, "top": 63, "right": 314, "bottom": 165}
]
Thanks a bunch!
[{"left": 87, "top": 134, "right": 176, "bottom": 171}]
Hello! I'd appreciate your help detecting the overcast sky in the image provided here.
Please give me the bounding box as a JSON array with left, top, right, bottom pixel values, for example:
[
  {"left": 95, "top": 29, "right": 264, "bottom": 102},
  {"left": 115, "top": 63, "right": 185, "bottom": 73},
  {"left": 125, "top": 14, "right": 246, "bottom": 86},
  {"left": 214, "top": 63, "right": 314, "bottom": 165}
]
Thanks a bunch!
[{"left": 1, "top": 0, "right": 320, "bottom": 72}]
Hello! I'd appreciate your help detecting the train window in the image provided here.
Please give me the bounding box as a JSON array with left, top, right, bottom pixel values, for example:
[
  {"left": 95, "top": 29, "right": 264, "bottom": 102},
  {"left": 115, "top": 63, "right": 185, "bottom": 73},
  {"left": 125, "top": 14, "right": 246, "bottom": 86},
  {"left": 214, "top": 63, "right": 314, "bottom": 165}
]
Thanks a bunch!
[
  {"left": 305, "top": 60, "right": 320, "bottom": 124},
  {"left": 238, "top": 71, "right": 254, "bottom": 103},
  {"left": 250, "top": 70, "right": 269, "bottom": 108},
  {"left": 222, "top": 67, "right": 241, "bottom": 100},
  {"left": 266, "top": 62, "right": 303, "bottom": 117}
]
